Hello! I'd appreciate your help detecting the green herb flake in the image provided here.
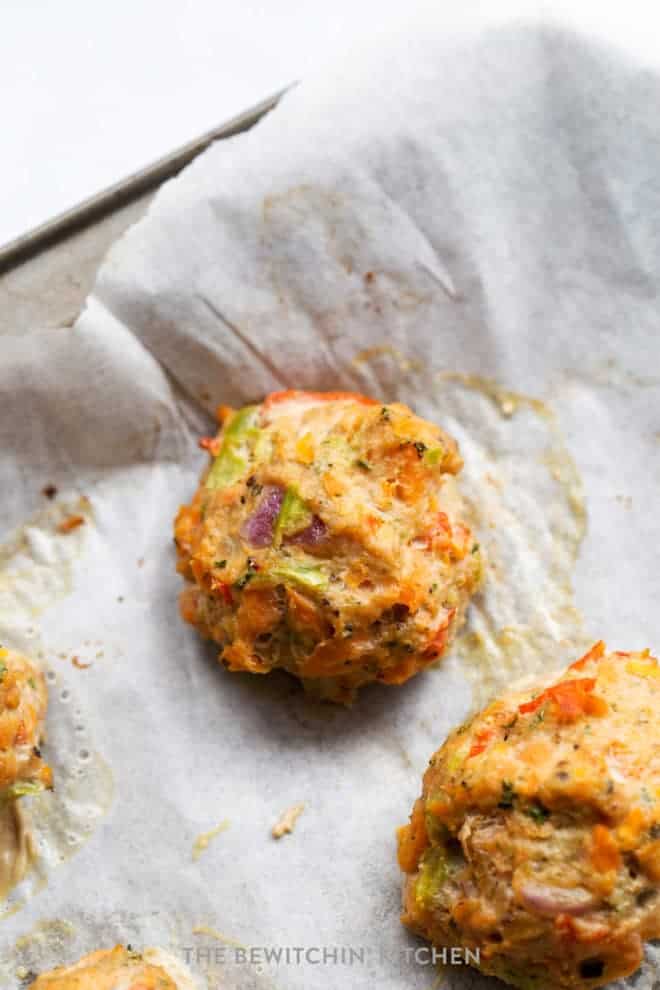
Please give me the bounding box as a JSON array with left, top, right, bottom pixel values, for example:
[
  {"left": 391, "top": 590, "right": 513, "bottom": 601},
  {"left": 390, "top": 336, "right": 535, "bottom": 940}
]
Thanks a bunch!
[
  {"left": 414, "top": 441, "right": 427, "bottom": 458},
  {"left": 498, "top": 780, "right": 516, "bottom": 809},
  {"left": 355, "top": 459, "right": 371, "bottom": 471},
  {"left": 214, "top": 560, "right": 227, "bottom": 569},
  {"left": 471, "top": 543, "right": 480, "bottom": 554},
  {"left": 524, "top": 803, "right": 549, "bottom": 824},
  {"left": 414, "top": 846, "right": 448, "bottom": 909},
  {"left": 380, "top": 406, "right": 391, "bottom": 421}
]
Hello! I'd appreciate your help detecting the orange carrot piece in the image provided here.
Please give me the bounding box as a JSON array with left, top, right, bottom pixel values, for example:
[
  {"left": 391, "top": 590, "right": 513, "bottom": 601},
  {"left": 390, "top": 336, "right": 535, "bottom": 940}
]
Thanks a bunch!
[
  {"left": 569, "top": 640, "right": 606, "bottom": 672},
  {"left": 198, "top": 435, "right": 221, "bottom": 454},
  {"left": 397, "top": 798, "right": 428, "bottom": 873},
  {"left": 591, "top": 824, "right": 622, "bottom": 873},
  {"left": 519, "top": 678, "right": 608, "bottom": 722},
  {"left": 57, "top": 515, "right": 85, "bottom": 534},
  {"left": 215, "top": 403, "right": 234, "bottom": 423},
  {"left": 424, "top": 608, "right": 456, "bottom": 659},
  {"left": 468, "top": 728, "right": 495, "bottom": 759}
]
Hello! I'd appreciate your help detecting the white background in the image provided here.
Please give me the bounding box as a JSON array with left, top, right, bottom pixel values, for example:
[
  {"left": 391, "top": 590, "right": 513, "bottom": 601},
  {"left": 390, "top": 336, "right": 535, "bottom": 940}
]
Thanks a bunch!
[{"left": 3, "top": 0, "right": 660, "bottom": 249}]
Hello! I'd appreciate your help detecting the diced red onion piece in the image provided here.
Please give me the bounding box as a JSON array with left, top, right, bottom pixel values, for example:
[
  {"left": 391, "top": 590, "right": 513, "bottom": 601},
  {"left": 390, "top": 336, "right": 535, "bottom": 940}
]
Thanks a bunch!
[
  {"left": 517, "top": 883, "right": 597, "bottom": 917},
  {"left": 288, "top": 515, "right": 327, "bottom": 546},
  {"left": 241, "top": 485, "right": 284, "bottom": 547}
]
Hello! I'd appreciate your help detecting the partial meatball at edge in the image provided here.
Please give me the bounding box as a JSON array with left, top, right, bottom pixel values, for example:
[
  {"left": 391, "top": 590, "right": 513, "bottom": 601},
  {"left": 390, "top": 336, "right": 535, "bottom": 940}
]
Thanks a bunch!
[
  {"left": 397, "top": 643, "right": 660, "bottom": 990},
  {"left": 0, "top": 646, "right": 52, "bottom": 800},
  {"left": 28, "top": 944, "right": 198, "bottom": 989}
]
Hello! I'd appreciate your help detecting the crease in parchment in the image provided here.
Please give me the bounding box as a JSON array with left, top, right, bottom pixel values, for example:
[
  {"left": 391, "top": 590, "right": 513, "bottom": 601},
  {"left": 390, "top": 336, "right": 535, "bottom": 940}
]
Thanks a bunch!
[{"left": 197, "top": 295, "right": 291, "bottom": 394}]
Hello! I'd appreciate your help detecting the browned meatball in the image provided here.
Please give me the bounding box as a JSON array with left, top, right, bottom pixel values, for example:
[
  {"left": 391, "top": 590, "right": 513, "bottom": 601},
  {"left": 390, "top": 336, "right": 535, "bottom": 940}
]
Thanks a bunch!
[
  {"left": 398, "top": 644, "right": 660, "bottom": 988},
  {"left": 175, "top": 390, "right": 482, "bottom": 702}
]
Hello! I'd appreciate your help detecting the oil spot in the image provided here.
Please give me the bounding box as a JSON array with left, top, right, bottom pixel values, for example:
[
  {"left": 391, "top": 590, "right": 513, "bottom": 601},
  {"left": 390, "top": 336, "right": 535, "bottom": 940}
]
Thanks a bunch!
[
  {"left": 191, "top": 925, "right": 245, "bottom": 949},
  {"left": 0, "top": 496, "right": 92, "bottom": 635},
  {"left": 352, "top": 345, "right": 421, "bottom": 373},
  {"left": 429, "top": 372, "right": 588, "bottom": 704},
  {"left": 437, "top": 371, "right": 548, "bottom": 420}
]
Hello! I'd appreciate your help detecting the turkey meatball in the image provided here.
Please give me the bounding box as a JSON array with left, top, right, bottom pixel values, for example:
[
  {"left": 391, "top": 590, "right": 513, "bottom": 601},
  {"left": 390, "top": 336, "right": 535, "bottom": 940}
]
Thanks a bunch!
[
  {"left": 175, "top": 390, "right": 482, "bottom": 703},
  {"left": 397, "top": 643, "right": 660, "bottom": 988}
]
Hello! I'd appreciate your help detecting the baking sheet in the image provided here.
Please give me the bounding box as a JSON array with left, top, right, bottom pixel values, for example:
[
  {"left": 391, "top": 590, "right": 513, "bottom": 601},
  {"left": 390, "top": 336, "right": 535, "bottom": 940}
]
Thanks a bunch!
[{"left": 2, "top": 17, "right": 660, "bottom": 990}]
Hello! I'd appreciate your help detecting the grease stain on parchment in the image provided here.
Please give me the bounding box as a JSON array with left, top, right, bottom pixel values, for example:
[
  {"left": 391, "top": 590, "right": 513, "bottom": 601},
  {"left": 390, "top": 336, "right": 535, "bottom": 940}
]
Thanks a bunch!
[
  {"left": 0, "top": 497, "right": 113, "bottom": 913},
  {"left": 352, "top": 345, "right": 421, "bottom": 373},
  {"left": 192, "top": 924, "right": 245, "bottom": 948},
  {"left": 0, "top": 497, "right": 92, "bottom": 633},
  {"left": 0, "top": 918, "right": 76, "bottom": 987},
  {"left": 434, "top": 372, "right": 589, "bottom": 705},
  {"left": 14, "top": 918, "right": 76, "bottom": 952},
  {"left": 436, "top": 371, "right": 549, "bottom": 421}
]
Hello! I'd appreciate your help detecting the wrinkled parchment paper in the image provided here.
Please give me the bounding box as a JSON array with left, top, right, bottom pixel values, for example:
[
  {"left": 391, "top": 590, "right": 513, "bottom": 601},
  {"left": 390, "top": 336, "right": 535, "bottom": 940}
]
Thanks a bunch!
[{"left": 2, "top": 18, "right": 660, "bottom": 990}]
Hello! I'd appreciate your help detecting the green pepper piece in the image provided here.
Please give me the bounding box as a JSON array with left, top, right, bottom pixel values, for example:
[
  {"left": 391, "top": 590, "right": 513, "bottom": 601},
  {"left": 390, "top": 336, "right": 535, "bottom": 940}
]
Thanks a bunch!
[
  {"left": 205, "top": 405, "right": 260, "bottom": 490},
  {"left": 274, "top": 488, "right": 313, "bottom": 545},
  {"left": 424, "top": 446, "right": 444, "bottom": 466},
  {"left": 4, "top": 780, "right": 45, "bottom": 801},
  {"left": 255, "top": 563, "right": 328, "bottom": 594},
  {"left": 414, "top": 846, "right": 448, "bottom": 909}
]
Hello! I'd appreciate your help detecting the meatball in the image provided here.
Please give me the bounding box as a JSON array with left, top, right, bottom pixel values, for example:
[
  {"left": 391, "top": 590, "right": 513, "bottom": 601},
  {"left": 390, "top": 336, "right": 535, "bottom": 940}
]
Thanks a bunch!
[
  {"left": 28, "top": 945, "right": 196, "bottom": 990},
  {"left": 175, "top": 390, "right": 482, "bottom": 702},
  {"left": 397, "top": 643, "right": 660, "bottom": 988},
  {"left": 0, "top": 646, "right": 51, "bottom": 800}
]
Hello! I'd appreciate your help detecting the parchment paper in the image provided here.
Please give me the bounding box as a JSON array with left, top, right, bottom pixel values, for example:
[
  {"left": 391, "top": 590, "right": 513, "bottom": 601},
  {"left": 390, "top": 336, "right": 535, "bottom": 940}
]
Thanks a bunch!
[{"left": 2, "top": 17, "right": 660, "bottom": 990}]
